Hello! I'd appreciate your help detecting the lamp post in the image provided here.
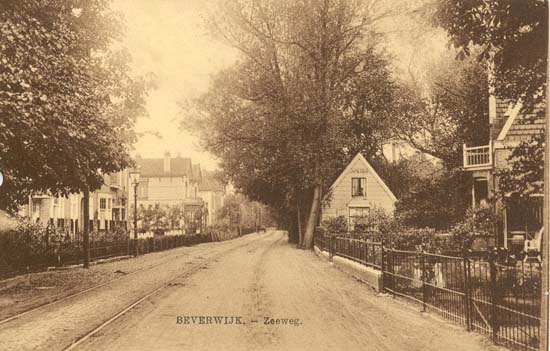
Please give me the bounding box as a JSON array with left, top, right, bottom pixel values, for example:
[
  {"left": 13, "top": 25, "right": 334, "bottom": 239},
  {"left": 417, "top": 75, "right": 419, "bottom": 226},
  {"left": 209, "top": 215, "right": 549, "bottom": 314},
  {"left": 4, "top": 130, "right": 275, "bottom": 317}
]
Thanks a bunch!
[{"left": 129, "top": 169, "right": 141, "bottom": 257}]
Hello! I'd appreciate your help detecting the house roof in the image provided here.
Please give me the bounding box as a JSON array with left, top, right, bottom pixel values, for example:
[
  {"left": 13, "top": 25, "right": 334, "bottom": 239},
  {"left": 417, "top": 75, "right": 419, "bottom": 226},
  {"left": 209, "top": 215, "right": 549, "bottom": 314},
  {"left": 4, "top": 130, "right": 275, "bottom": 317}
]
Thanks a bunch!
[
  {"left": 327, "top": 153, "right": 397, "bottom": 202},
  {"left": 494, "top": 99, "right": 545, "bottom": 142},
  {"left": 136, "top": 157, "right": 193, "bottom": 177},
  {"left": 199, "top": 171, "right": 225, "bottom": 192}
]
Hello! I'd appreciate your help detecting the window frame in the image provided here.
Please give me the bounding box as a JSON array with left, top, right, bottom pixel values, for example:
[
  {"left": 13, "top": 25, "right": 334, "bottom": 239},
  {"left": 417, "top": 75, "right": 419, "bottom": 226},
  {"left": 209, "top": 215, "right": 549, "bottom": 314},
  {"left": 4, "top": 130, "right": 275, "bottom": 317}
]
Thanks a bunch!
[
  {"left": 99, "top": 198, "right": 107, "bottom": 210},
  {"left": 351, "top": 177, "right": 367, "bottom": 197},
  {"left": 348, "top": 206, "right": 370, "bottom": 230}
]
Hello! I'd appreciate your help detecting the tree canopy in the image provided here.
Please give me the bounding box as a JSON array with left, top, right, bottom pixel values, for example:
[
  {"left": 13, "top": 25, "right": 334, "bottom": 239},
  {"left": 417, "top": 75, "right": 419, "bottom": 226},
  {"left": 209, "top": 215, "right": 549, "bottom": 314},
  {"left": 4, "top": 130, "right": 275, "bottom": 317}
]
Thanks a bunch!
[
  {"left": 184, "top": 0, "right": 399, "bottom": 247},
  {"left": 0, "top": 0, "right": 152, "bottom": 213},
  {"left": 432, "top": 0, "right": 547, "bottom": 110},
  {"left": 432, "top": 0, "right": 547, "bottom": 201}
]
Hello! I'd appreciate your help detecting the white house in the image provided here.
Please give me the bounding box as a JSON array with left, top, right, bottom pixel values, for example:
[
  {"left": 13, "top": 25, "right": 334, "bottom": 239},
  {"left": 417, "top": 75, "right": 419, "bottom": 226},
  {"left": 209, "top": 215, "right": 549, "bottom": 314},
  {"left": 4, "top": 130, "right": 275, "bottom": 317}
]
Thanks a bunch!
[{"left": 321, "top": 153, "right": 397, "bottom": 230}]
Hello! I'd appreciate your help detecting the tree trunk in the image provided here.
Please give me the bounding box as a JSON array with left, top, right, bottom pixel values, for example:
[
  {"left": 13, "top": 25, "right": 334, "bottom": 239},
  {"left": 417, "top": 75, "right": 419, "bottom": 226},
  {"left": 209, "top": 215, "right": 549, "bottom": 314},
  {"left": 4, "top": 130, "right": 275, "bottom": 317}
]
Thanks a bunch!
[
  {"left": 303, "top": 180, "right": 322, "bottom": 250},
  {"left": 297, "top": 201, "right": 303, "bottom": 249},
  {"left": 83, "top": 188, "right": 90, "bottom": 268}
]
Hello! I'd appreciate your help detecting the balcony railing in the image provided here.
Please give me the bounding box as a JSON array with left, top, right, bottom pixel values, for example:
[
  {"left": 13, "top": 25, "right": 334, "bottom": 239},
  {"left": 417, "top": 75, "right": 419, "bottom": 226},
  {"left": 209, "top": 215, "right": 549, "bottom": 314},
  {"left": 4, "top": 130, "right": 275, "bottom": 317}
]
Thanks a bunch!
[{"left": 463, "top": 144, "right": 492, "bottom": 169}]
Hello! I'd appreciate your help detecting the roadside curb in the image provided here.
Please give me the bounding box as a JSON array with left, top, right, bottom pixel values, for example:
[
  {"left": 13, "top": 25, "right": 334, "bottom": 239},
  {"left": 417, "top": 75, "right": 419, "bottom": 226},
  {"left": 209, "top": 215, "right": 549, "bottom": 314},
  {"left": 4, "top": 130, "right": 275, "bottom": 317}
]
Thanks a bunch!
[
  {"left": 313, "top": 245, "right": 330, "bottom": 260},
  {"left": 47, "top": 255, "right": 133, "bottom": 271},
  {"left": 313, "top": 245, "right": 382, "bottom": 292}
]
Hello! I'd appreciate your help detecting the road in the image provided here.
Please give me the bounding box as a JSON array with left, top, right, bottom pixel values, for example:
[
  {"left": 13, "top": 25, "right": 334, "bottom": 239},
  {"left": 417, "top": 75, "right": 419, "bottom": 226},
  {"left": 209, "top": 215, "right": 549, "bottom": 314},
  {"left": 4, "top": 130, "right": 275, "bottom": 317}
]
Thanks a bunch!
[{"left": 0, "top": 230, "right": 503, "bottom": 351}]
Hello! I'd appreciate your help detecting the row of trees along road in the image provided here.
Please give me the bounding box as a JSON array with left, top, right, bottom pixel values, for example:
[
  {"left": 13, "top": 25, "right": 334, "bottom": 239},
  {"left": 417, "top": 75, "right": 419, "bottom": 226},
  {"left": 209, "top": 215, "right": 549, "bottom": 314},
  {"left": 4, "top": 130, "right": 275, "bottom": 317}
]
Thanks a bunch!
[
  {"left": 184, "top": 0, "right": 400, "bottom": 249},
  {"left": 0, "top": 1, "right": 153, "bottom": 266}
]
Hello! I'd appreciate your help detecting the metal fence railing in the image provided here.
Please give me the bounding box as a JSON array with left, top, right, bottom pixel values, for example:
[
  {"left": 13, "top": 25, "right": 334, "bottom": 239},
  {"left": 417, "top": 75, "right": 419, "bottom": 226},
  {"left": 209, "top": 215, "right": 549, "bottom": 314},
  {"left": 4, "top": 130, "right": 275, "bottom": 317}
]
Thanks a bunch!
[
  {"left": 0, "top": 230, "right": 250, "bottom": 281},
  {"left": 314, "top": 232, "right": 542, "bottom": 351},
  {"left": 332, "top": 236, "right": 382, "bottom": 269}
]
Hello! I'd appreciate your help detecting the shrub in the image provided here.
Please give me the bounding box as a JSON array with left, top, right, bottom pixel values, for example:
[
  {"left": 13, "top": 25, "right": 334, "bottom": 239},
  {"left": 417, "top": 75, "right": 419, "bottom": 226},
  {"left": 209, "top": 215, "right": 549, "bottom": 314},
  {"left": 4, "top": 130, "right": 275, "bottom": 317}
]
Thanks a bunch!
[
  {"left": 449, "top": 204, "right": 498, "bottom": 250},
  {"left": 322, "top": 216, "right": 348, "bottom": 236}
]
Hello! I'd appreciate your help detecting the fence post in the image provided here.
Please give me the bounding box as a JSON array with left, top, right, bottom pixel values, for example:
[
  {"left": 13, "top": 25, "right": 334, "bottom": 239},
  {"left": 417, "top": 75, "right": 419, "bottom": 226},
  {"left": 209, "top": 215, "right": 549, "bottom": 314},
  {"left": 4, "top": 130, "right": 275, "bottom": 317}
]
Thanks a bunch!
[
  {"left": 389, "top": 247, "right": 395, "bottom": 291},
  {"left": 328, "top": 234, "right": 332, "bottom": 261},
  {"left": 421, "top": 248, "right": 427, "bottom": 312},
  {"left": 463, "top": 249, "right": 472, "bottom": 332},
  {"left": 365, "top": 240, "right": 368, "bottom": 265},
  {"left": 380, "top": 244, "right": 385, "bottom": 290},
  {"left": 489, "top": 249, "right": 500, "bottom": 342},
  {"left": 331, "top": 235, "right": 336, "bottom": 261}
]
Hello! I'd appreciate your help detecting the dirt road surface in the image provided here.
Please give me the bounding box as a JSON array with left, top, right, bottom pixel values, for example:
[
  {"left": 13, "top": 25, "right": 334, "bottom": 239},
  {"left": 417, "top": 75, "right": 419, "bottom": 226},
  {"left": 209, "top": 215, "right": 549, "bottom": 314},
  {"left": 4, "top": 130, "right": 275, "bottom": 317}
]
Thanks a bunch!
[{"left": 0, "top": 230, "right": 504, "bottom": 351}]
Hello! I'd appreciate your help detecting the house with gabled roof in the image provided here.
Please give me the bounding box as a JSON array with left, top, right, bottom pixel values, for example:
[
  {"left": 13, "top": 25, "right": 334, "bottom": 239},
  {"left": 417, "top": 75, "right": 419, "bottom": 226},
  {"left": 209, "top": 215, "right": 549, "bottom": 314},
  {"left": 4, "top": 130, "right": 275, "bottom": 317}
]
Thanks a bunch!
[
  {"left": 321, "top": 153, "right": 397, "bottom": 230},
  {"left": 135, "top": 152, "right": 199, "bottom": 206},
  {"left": 463, "top": 98, "right": 544, "bottom": 248},
  {"left": 135, "top": 152, "right": 206, "bottom": 230}
]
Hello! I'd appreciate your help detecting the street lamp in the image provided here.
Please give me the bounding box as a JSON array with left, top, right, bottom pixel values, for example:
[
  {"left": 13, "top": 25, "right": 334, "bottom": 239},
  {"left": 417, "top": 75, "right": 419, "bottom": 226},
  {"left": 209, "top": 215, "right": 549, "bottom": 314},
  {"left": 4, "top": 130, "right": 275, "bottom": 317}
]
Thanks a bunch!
[{"left": 129, "top": 168, "right": 141, "bottom": 256}]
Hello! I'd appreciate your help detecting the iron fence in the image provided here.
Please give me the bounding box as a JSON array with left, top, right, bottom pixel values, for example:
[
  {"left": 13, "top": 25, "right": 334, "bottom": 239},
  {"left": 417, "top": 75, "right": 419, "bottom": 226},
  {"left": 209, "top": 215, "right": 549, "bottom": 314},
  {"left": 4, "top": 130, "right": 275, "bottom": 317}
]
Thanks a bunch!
[
  {"left": 1, "top": 233, "right": 214, "bottom": 280},
  {"left": 332, "top": 236, "right": 382, "bottom": 269},
  {"left": 314, "top": 233, "right": 542, "bottom": 351}
]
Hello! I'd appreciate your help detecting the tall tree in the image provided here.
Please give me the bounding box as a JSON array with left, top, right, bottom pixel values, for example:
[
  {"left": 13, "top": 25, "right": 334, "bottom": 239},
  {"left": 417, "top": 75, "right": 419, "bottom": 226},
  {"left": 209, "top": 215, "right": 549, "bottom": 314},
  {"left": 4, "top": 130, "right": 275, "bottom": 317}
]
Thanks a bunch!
[
  {"left": 394, "top": 54, "right": 489, "bottom": 168},
  {"left": 184, "top": 0, "right": 397, "bottom": 248},
  {"left": 0, "top": 0, "right": 152, "bottom": 213},
  {"left": 431, "top": 0, "right": 548, "bottom": 202},
  {"left": 432, "top": 0, "right": 547, "bottom": 110}
]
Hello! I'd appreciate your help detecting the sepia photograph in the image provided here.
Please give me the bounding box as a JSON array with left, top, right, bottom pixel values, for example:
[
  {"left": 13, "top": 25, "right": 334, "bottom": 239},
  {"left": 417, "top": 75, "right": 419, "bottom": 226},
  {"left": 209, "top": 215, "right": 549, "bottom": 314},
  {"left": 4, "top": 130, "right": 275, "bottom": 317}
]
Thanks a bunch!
[{"left": 0, "top": 0, "right": 548, "bottom": 350}]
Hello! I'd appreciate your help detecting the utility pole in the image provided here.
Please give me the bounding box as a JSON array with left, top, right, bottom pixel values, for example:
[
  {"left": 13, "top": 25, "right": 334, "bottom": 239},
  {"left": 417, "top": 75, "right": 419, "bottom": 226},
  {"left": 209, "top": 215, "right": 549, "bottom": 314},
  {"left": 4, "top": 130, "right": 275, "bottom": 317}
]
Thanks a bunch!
[{"left": 83, "top": 188, "right": 90, "bottom": 268}]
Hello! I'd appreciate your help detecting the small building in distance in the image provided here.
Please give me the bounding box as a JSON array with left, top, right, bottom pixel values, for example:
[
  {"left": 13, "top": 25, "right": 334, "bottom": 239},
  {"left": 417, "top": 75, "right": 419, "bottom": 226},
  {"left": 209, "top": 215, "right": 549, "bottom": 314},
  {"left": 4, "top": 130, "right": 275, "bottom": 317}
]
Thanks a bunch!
[
  {"left": 134, "top": 152, "right": 198, "bottom": 206},
  {"left": 321, "top": 153, "right": 397, "bottom": 230},
  {"left": 198, "top": 171, "right": 226, "bottom": 227},
  {"left": 134, "top": 152, "right": 206, "bottom": 233}
]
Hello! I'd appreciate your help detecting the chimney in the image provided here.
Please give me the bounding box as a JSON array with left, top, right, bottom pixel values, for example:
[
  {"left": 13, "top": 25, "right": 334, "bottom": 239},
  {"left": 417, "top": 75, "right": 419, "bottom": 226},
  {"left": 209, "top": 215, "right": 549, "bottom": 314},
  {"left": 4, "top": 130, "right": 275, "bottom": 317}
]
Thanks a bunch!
[{"left": 164, "top": 152, "right": 171, "bottom": 173}]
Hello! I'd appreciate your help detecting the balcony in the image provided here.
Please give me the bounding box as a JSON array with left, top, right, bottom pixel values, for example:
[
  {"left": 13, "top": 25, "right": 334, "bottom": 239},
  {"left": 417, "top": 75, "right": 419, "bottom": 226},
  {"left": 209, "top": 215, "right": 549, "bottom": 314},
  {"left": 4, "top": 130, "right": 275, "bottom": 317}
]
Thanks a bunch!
[{"left": 463, "top": 144, "right": 492, "bottom": 170}]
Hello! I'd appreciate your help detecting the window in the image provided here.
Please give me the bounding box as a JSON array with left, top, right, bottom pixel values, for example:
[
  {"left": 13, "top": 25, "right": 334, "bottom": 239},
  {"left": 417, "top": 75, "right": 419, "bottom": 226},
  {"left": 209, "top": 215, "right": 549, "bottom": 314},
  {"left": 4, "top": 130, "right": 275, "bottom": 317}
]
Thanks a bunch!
[
  {"left": 349, "top": 207, "right": 370, "bottom": 230},
  {"left": 107, "top": 198, "right": 112, "bottom": 209},
  {"left": 351, "top": 177, "right": 366, "bottom": 197},
  {"left": 100, "top": 198, "right": 107, "bottom": 210}
]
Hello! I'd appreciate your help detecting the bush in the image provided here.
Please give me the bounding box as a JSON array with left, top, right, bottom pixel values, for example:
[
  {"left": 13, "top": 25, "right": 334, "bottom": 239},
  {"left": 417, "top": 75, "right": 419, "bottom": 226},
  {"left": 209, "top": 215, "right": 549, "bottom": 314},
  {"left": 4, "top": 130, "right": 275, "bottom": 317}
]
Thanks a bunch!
[
  {"left": 0, "top": 219, "right": 57, "bottom": 271},
  {"left": 449, "top": 204, "right": 498, "bottom": 250},
  {"left": 321, "top": 216, "right": 348, "bottom": 236}
]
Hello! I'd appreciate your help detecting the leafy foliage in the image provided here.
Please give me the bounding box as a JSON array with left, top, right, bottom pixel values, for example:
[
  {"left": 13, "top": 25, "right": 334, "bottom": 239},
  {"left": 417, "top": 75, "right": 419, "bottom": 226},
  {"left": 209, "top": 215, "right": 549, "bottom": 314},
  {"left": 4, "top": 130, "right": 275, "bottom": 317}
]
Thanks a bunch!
[
  {"left": 390, "top": 162, "right": 471, "bottom": 230},
  {"left": 321, "top": 216, "right": 348, "bottom": 236},
  {"left": 185, "top": 0, "right": 398, "bottom": 248},
  {"left": 432, "top": 0, "right": 547, "bottom": 111},
  {"left": 394, "top": 54, "right": 490, "bottom": 167},
  {"left": 0, "top": 0, "right": 153, "bottom": 213},
  {"left": 136, "top": 204, "right": 185, "bottom": 235},
  {"left": 432, "top": 0, "right": 547, "bottom": 219},
  {"left": 496, "top": 132, "right": 544, "bottom": 198}
]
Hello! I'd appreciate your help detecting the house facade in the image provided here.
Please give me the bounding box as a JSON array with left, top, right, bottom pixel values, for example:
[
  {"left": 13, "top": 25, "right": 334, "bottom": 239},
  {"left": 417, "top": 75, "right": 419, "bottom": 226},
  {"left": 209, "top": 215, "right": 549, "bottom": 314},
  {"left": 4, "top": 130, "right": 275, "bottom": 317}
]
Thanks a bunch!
[
  {"left": 321, "top": 153, "right": 397, "bottom": 230},
  {"left": 198, "top": 171, "right": 226, "bottom": 226},
  {"left": 463, "top": 98, "right": 544, "bottom": 248},
  {"left": 20, "top": 169, "right": 130, "bottom": 239},
  {"left": 134, "top": 153, "right": 206, "bottom": 232}
]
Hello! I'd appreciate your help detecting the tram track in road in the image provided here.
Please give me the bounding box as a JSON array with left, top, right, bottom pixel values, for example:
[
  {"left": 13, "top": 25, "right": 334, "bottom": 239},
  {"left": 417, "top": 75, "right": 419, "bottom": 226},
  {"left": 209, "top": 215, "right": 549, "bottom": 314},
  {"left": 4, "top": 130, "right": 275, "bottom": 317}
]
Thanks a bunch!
[
  {"left": 61, "top": 232, "right": 278, "bottom": 351},
  {"left": 0, "top": 232, "right": 268, "bottom": 328},
  {"left": 0, "top": 251, "right": 185, "bottom": 326}
]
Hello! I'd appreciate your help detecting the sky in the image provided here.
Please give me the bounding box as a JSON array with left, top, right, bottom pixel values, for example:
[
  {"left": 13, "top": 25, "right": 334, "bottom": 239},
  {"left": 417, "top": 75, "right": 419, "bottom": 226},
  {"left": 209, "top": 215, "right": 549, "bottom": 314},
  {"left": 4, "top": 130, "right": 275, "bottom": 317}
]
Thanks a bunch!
[
  {"left": 111, "top": 0, "right": 449, "bottom": 171},
  {"left": 112, "top": 0, "right": 238, "bottom": 170}
]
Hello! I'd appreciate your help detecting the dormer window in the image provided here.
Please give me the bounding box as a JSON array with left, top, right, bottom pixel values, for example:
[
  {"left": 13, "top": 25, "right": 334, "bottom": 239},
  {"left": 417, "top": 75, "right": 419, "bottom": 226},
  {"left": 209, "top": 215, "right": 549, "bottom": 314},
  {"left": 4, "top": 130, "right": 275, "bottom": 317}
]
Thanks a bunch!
[{"left": 351, "top": 177, "right": 366, "bottom": 197}]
